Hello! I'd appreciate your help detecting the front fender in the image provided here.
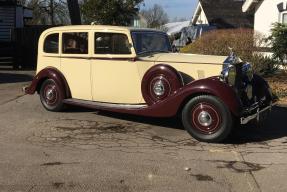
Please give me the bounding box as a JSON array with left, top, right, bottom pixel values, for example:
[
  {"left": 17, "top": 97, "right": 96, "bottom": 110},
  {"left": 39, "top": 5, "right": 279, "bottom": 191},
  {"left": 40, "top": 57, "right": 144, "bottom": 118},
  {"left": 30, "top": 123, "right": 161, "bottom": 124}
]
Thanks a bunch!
[
  {"left": 25, "top": 67, "right": 71, "bottom": 98},
  {"left": 140, "top": 77, "right": 242, "bottom": 117},
  {"left": 183, "top": 77, "right": 242, "bottom": 116}
]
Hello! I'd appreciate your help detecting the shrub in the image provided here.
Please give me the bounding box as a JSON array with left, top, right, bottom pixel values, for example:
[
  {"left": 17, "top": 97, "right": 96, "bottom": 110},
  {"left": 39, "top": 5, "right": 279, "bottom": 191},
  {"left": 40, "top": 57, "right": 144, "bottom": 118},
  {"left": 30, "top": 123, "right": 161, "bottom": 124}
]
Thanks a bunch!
[
  {"left": 250, "top": 54, "right": 278, "bottom": 74},
  {"left": 267, "top": 23, "right": 287, "bottom": 66},
  {"left": 180, "top": 28, "right": 277, "bottom": 74}
]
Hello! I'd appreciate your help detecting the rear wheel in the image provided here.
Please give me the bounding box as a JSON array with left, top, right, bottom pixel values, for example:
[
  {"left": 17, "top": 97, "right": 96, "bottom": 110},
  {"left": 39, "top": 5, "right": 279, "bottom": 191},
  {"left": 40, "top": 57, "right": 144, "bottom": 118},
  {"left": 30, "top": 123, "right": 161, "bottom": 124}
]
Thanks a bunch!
[
  {"left": 40, "top": 79, "right": 65, "bottom": 112},
  {"left": 182, "top": 95, "right": 233, "bottom": 143}
]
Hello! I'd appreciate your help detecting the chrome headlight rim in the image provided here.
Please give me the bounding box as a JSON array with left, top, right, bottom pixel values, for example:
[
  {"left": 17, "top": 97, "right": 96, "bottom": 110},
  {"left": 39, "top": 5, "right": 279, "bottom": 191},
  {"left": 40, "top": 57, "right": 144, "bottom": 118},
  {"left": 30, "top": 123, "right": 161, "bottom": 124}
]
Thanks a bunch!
[
  {"left": 242, "top": 63, "right": 254, "bottom": 82},
  {"left": 221, "top": 65, "right": 237, "bottom": 86}
]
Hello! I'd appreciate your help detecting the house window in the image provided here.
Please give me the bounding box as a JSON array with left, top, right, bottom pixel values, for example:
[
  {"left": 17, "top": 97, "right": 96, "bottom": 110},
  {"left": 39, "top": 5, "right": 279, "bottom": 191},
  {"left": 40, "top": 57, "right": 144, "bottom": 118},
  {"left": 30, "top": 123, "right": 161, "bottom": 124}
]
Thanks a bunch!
[{"left": 282, "top": 13, "right": 287, "bottom": 24}]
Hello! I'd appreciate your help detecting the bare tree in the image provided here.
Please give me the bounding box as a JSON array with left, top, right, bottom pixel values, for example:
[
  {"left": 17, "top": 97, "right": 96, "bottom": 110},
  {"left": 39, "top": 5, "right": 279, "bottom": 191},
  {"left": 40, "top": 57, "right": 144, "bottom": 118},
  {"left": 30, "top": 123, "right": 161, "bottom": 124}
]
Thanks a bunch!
[
  {"left": 141, "top": 4, "right": 169, "bottom": 29},
  {"left": 25, "top": 0, "right": 70, "bottom": 25}
]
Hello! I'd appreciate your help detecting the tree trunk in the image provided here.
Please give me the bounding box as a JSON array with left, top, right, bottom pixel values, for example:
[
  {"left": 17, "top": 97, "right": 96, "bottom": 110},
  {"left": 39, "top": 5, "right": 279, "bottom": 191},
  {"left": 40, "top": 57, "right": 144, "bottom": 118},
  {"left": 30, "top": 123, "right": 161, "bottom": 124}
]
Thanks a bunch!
[
  {"left": 67, "top": 0, "right": 82, "bottom": 25},
  {"left": 50, "top": 0, "right": 55, "bottom": 25}
]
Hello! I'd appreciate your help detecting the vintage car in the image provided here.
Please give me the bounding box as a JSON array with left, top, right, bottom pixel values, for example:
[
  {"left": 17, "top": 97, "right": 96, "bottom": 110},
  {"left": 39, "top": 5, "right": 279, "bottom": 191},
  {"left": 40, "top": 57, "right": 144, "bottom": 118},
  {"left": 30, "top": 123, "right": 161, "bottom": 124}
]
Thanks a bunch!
[{"left": 24, "top": 25, "right": 276, "bottom": 143}]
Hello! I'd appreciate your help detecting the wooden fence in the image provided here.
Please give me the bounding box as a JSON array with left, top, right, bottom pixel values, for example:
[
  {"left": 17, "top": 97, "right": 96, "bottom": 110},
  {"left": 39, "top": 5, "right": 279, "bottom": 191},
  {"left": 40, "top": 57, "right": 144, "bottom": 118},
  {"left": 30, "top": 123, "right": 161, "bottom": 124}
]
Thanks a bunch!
[{"left": 13, "top": 26, "right": 52, "bottom": 69}]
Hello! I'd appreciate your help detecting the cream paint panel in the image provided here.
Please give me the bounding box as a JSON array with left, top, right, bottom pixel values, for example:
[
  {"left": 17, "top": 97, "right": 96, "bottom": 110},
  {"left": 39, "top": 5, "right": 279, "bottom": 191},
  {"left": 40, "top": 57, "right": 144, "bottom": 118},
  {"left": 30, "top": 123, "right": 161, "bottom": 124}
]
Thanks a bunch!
[
  {"left": 37, "top": 56, "right": 61, "bottom": 73},
  {"left": 61, "top": 57, "right": 92, "bottom": 100},
  {"left": 91, "top": 30, "right": 142, "bottom": 104},
  {"left": 155, "top": 61, "right": 223, "bottom": 80},
  {"left": 155, "top": 53, "right": 224, "bottom": 80},
  {"left": 91, "top": 59, "right": 142, "bottom": 104},
  {"left": 36, "top": 26, "right": 228, "bottom": 105},
  {"left": 156, "top": 53, "right": 227, "bottom": 65},
  {"left": 60, "top": 31, "right": 92, "bottom": 100},
  {"left": 136, "top": 55, "right": 159, "bottom": 79}
]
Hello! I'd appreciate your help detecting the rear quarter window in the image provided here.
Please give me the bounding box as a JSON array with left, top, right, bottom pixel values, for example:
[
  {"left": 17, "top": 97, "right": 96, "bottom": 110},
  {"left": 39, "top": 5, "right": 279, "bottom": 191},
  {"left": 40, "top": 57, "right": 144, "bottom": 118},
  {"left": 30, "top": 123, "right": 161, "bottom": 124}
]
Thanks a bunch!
[{"left": 44, "top": 33, "right": 59, "bottom": 54}]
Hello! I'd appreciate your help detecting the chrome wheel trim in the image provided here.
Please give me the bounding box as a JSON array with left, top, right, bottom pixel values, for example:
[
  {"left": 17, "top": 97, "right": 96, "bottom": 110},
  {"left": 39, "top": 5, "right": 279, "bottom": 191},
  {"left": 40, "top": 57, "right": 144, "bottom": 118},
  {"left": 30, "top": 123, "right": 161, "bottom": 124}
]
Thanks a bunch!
[
  {"left": 149, "top": 75, "right": 171, "bottom": 102},
  {"left": 198, "top": 111, "right": 212, "bottom": 127},
  {"left": 190, "top": 102, "right": 222, "bottom": 135},
  {"left": 43, "top": 84, "right": 58, "bottom": 106},
  {"left": 153, "top": 80, "right": 165, "bottom": 96},
  {"left": 46, "top": 89, "right": 54, "bottom": 100}
]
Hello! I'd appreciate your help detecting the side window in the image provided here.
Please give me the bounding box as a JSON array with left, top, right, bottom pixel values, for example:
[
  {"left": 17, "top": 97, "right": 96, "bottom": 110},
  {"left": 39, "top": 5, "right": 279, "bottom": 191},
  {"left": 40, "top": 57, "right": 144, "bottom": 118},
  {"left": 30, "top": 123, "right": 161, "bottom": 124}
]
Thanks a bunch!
[
  {"left": 95, "top": 33, "right": 131, "bottom": 54},
  {"left": 62, "top": 32, "right": 88, "bottom": 54},
  {"left": 44, "top": 33, "right": 59, "bottom": 54}
]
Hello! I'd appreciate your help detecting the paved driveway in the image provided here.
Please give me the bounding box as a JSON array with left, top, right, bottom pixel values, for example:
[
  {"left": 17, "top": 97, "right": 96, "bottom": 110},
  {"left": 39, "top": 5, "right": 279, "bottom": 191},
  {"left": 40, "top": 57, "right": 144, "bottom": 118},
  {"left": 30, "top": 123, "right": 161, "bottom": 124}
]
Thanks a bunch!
[{"left": 0, "top": 70, "right": 287, "bottom": 192}]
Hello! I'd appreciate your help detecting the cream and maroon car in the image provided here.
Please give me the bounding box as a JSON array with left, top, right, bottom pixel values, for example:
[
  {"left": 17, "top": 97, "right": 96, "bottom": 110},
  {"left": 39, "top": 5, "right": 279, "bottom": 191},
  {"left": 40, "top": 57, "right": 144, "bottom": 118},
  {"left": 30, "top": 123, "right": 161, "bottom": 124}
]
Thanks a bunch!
[{"left": 24, "top": 25, "right": 276, "bottom": 143}]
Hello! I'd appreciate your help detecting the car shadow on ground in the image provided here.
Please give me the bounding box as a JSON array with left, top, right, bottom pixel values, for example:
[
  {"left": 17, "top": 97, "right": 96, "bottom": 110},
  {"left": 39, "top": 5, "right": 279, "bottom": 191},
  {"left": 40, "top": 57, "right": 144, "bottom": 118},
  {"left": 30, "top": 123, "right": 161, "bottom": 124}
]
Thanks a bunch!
[
  {"left": 65, "top": 105, "right": 183, "bottom": 129},
  {"left": 0, "top": 72, "right": 33, "bottom": 84},
  {"left": 65, "top": 105, "right": 287, "bottom": 144},
  {"left": 228, "top": 105, "right": 287, "bottom": 144}
]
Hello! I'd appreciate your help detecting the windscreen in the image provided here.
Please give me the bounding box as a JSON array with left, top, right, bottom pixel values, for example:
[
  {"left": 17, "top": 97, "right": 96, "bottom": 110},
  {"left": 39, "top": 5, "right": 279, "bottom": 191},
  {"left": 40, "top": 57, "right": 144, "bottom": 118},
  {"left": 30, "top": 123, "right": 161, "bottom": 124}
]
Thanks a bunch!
[{"left": 131, "top": 31, "right": 172, "bottom": 55}]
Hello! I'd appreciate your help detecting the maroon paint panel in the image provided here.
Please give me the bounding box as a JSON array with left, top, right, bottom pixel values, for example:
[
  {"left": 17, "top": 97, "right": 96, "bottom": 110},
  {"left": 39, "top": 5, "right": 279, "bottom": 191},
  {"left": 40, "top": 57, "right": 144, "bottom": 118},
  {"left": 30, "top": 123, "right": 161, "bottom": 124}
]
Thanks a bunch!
[
  {"left": 141, "top": 64, "right": 183, "bottom": 105},
  {"left": 64, "top": 77, "right": 241, "bottom": 118},
  {"left": 25, "top": 67, "right": 71, "bottom": 98},
  {"left": 140, "top": 77, "right": 241, "bottom": 117}
]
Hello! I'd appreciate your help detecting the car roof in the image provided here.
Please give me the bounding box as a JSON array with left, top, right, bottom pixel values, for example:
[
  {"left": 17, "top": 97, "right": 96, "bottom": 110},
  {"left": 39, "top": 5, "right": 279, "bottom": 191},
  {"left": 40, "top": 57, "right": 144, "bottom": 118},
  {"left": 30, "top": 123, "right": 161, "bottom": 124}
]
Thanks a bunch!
[{"left": 43, "top": 25, "right": 164, "bottom": 33}]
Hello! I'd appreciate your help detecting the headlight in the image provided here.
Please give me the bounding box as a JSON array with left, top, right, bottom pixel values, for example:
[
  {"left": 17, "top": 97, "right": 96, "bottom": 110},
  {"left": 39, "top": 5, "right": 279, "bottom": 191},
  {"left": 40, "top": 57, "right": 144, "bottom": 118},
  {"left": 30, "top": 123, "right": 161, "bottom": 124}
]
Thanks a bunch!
[
  {"left": 242, "top": 63, "right": 253, "bottom": 82},
  {"left": 221, "top": 66, "right": 236, "bottom": 86}
]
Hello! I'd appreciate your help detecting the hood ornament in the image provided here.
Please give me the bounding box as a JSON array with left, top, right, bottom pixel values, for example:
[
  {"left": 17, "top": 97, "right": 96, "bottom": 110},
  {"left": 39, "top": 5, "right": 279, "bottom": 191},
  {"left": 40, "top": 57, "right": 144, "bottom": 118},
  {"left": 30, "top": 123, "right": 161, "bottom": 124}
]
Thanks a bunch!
[{"left": 228, "top": 47, "right": 241, "bottom": 64}]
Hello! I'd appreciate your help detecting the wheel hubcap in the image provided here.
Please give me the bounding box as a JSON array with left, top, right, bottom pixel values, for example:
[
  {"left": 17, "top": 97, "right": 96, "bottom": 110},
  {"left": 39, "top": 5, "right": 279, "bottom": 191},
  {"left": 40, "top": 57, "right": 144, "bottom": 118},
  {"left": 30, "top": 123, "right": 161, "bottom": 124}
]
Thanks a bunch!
[
  {"left": 46, "top": 89, "right": 54, "bottom": 100},
  {"left": 190, "top": 103, "right": 222, "bottom": 135},
  {"left": 198, "top": 111, "right": 212, "bottom": 127},
  {"left": 43, "top": 84, "right": 58, "bottom": 105},
  {"left": 150, "top": 76, "right": 171, "bottom": 101},
  {"left": 153, "top": 80, "right": 165, "bottom": 96}
]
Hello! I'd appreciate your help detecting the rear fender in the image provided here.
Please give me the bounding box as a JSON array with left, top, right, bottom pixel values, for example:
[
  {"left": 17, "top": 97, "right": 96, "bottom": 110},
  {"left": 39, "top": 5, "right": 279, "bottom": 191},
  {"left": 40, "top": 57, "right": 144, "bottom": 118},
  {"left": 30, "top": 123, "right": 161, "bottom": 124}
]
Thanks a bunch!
[{"left": 25, "top": 67, "right": 71, "bottom": 98}]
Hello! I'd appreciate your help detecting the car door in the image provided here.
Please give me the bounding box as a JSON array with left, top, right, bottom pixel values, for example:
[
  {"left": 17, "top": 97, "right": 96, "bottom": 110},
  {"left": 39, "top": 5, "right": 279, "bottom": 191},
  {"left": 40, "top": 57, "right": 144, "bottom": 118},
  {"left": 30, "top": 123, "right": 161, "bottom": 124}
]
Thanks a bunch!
[
  {"left": 91, "top": 31, "right": 142, "bottom": 104},
  {"left": 60, "top": 31, "right": 92, "bottom": 100}
]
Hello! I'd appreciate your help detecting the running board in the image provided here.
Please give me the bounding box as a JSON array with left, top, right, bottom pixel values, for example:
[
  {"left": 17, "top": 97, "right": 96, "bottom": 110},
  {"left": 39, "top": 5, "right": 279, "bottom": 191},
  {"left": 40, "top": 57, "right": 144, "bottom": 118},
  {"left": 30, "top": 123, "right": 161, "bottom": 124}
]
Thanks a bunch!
[{"left": 63, "top": 99, "right": 147, "bottom": 110}]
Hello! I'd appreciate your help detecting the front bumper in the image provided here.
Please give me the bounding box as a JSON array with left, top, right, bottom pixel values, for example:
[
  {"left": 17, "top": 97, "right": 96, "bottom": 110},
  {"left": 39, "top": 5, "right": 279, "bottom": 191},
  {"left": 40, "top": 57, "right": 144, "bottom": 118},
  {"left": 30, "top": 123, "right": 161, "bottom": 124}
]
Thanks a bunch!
[{"left": 240, "top": 102, "right": 276, "bottom": 124}]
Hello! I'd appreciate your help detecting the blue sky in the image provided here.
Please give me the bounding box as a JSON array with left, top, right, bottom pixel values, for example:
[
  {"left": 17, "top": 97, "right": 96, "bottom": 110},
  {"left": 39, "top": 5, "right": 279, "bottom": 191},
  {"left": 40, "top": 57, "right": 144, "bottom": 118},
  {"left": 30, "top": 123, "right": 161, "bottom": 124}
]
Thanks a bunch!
[{"left": 142, "top": 0, "right": 198, "bottom": 21}]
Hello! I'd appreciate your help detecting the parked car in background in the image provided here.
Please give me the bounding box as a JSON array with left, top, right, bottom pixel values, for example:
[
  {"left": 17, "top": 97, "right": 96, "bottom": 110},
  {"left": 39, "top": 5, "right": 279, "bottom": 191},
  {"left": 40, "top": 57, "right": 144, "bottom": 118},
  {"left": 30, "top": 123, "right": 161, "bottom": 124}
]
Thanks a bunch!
[{"left": 24, "top": 25, "right": 276, "bottom": 143}]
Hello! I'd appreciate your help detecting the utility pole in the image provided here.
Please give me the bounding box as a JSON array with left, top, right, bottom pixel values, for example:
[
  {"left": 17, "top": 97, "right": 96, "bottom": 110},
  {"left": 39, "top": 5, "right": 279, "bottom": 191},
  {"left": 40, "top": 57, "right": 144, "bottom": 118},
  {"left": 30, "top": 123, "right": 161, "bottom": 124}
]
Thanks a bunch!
[{"left": 67, "top": 0, "right": 81, "bottom": 25}]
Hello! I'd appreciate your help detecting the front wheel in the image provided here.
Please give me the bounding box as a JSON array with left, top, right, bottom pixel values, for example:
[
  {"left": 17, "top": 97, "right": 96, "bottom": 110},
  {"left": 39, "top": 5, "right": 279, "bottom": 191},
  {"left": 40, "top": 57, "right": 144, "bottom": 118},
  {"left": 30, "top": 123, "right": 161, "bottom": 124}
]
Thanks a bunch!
[
  {"left": 182, "top": 95, "right": 233, "bottom": 143},
  {"left": 40, "top": 79, "right": 65, "bottom": 112}
]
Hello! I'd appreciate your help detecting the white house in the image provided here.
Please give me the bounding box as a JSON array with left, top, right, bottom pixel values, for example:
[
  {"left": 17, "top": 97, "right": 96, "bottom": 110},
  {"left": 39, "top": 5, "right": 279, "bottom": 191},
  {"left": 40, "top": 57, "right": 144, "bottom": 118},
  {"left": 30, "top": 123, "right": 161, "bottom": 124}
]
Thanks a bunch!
[
  {"left": 243, "top": 0, "right": 287, "bottom": 38},
  {"left": 242, "top": 0, "right": 287, "bottom": 58},
  {"left": 192, "top": 0, "right": 254, "bottom": 29}
]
